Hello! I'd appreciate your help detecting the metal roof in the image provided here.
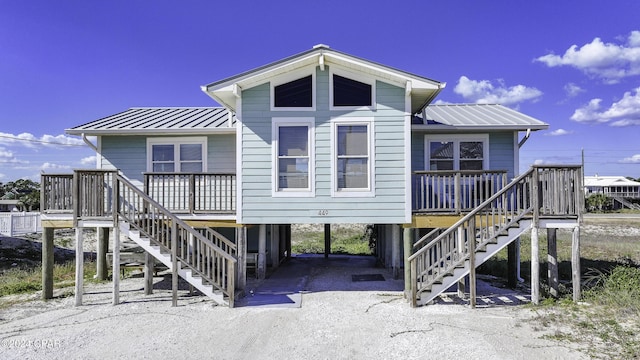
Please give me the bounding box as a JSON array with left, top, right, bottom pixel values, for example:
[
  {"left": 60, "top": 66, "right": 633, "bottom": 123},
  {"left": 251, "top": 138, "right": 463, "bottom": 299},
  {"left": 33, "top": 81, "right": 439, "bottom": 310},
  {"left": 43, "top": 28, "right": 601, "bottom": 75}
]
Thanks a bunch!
[
  {"left": 67, "top": 104, "right": 548, "bottom": 136},
  {"left": 584, "top": 176, "right": 640, "bottom": 187},
  {"left": 66, "top": 108, "right": 235, "bottom": 135},
  {"left": 418, "top": 104, "right": 548, "bottom": 131}
]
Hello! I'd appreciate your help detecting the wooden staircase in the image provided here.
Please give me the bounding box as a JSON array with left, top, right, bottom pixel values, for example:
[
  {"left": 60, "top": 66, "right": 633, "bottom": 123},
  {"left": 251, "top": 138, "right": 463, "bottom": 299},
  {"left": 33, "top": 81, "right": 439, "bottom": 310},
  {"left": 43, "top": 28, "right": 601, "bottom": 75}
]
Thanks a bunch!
[
  {"left": 113, "top": 174, "right": 237, "bottom": 307},
  {"left": 611, "top": 196, "right": 640, "bottom": 210},
  {"left": 409, "top": 165, "right": 583, "bottom": 306}
]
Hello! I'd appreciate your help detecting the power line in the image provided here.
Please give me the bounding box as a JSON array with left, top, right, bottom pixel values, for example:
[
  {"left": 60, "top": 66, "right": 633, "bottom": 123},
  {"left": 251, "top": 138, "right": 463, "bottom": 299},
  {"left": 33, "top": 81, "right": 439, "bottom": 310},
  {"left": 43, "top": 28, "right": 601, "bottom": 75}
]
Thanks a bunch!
[{"left": 0, "top": 134, "right": 87, "bottom": 147}]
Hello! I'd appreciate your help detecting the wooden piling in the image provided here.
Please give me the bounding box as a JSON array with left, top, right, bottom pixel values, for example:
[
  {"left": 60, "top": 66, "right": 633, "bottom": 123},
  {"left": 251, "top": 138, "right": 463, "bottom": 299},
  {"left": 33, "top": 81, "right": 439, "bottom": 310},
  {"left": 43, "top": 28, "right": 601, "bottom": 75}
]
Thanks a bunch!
[
  {"left": 324, "top": 224, "right": 331, "bottom": 258},
  {"left": 547, "top": 228, "right": 559, "bottom": 298},
  {"left": 257, "top": 224, "right": 266, "bottom": 280},
  {"left": 236, "top": 226, "right": 247, "bottom": 290},
  {"left": 392, "top": 225, "right": 400, "bottom": 279},
  {"left": 531, "top": 227, "right": 540, "bottom": 305},
  {"left": 572, "top": 226, "right": 581, "bottom": 302},
  {"left": 403, "top": 227, "right": 413, "bottom": 297},
  {"left": 74, "top": 227, "right": 84, "bottom": 306},
  {"left": 144, "top": 251, "right": 154, "bottom": 295},
  {"left": 96, "top": 227, "right": 109, "bottom": 281},
  {"left": 41, "top": 227, "right": 54, "bottom": 300},
  {"left": 112, "top": 223, "right": 120, "bottom": 305}
]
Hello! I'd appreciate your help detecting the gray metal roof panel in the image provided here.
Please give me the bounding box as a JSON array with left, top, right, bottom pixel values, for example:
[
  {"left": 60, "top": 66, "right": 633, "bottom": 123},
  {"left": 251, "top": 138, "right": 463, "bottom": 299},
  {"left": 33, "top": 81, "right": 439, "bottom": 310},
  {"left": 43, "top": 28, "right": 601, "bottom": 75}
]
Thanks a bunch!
[
  {"left": 421, "top": 104, "right": 548, "bottom": 130},
  {"left": 67, "top": 108, "right": 235, "bottom": 135}
]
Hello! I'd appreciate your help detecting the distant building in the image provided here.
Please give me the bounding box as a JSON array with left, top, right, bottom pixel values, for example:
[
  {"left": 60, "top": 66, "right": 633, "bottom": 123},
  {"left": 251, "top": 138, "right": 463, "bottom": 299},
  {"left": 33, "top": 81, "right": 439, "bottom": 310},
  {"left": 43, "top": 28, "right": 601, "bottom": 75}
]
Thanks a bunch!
[
  {"left": 584, "top": 175, "right": 640, "bottom": 198},
  {"left": 584, "top": 175, "right": 640, "bottom": 210},
  {"left": 0, "top": 199, "right": 21, "bottom": 212}
]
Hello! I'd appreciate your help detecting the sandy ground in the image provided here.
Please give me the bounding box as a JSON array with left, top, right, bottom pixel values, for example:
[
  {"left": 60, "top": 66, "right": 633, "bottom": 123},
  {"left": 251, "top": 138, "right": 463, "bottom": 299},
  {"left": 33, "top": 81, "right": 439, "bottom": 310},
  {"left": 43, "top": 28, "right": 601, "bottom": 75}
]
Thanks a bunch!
[{"left": 0, "top": 260, "right": 587, "bottom": 360}]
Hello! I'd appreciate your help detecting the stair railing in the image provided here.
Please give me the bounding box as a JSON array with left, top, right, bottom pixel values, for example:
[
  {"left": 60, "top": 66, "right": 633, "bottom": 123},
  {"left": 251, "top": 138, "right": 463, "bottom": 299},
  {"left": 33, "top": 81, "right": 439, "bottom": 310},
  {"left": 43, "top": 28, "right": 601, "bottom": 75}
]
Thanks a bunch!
[
  {"left": 409, "top": 165, "right": 583, "bottom": 306},
  {"left": 114, "top": 173, "right": 237, "bottom": 306}
]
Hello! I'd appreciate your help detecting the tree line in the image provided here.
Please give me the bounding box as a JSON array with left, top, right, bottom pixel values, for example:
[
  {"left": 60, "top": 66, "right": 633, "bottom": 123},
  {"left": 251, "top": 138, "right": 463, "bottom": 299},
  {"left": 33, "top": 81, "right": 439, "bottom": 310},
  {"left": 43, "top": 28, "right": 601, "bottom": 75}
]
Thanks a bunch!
[{"left": 0, "top": 179, "right": 40, "bottom": 211}]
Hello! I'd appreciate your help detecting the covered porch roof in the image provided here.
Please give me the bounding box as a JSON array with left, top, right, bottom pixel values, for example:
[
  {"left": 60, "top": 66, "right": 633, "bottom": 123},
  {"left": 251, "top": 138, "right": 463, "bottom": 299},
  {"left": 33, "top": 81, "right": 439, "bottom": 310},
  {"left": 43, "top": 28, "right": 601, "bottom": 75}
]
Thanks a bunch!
[
  {"left": 66, "top": 107, "right": 236, "bottom": 136},
  {"left": 414, "top": 104, "right": 549, "bottom": 131}
]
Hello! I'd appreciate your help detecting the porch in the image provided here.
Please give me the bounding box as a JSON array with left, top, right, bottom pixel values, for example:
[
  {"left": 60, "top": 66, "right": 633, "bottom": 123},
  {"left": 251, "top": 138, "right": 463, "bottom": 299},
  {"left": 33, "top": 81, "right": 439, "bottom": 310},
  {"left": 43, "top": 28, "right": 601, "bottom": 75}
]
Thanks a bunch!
[{"left": 41, "top": 170, "right": 512, "bottom": 223}]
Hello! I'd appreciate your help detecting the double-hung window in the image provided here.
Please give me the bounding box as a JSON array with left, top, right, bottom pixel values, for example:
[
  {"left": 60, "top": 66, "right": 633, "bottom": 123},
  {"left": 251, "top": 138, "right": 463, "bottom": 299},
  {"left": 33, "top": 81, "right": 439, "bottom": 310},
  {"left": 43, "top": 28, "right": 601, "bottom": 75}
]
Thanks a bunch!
[
  {"left": 147, "top": 137, "right": 207, "bottom": 173},
  {"left": 272, "top": 118, "right": 315, "bottom": 196},
  {"left": 425, "top": 135, "right": 488, "bottom": 171},
  {"left": 331, "top": 118, "right": 374, "bottom": 197}
]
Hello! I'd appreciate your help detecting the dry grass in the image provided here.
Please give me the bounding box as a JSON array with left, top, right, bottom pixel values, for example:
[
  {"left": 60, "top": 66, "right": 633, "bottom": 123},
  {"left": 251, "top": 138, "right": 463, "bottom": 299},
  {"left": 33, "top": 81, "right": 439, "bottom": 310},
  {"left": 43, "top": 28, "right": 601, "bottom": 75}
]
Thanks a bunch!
[{"left": 480, "top": 216, "right": 640, "bottom": 358}]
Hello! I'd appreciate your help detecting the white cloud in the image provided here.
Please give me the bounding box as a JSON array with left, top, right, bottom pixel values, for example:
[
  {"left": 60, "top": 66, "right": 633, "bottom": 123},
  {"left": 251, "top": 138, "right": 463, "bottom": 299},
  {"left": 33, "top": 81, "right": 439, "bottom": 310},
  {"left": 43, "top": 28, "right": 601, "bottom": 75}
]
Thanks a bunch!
[
  {"left": 80, "top": 156, "right": 97, "bottom": 165},
  {"left": 620, "top": 154, "right": 640, "bottom": 163},
  {"left": 453, "top": 76, "right": 543, "bottom": 105},
  {"left": 533, "top": 159, "right": 547, "bottom": 165},
  {"left": 0, "top": 147, "right": 27, "bottom": 164},
  {"left": 536, "top": 31, "right": 640, "bottom": 84},
  {"left": 564, "top": 83, "right": 585, "bottom": 97},
  {"left": 570, "top": 87, "right": 640, "bottom": 126},
  {"left": 546, "top": 129, "right": 573, "bottom": 136},
  {"left": 0, "top": 132, "right": 86, "bottom": 149}
]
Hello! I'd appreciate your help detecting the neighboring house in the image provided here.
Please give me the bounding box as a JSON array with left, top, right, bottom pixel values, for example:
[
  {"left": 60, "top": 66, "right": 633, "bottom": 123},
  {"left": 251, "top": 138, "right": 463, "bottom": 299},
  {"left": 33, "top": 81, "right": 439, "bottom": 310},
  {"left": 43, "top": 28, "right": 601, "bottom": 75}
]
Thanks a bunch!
[
  {"left": 41, "top": 45, "right": 583, "bottom": 307},
  {"left": 0, "top": 199, "right": 21, "bottom": 212},
  {"left": 584, "top": 175, "right": 640, "bottom": 198},
  {"left": 584, "top": 175, "right": 640, "bottom": 210}
]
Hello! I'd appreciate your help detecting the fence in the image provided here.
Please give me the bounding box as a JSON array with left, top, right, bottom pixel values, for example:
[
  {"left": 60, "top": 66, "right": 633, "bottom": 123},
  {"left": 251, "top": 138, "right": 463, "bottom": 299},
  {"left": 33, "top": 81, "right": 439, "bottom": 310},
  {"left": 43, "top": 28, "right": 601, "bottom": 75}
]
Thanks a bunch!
[{"left": 0, "top": 212, "right": 41, "bottom": 236}]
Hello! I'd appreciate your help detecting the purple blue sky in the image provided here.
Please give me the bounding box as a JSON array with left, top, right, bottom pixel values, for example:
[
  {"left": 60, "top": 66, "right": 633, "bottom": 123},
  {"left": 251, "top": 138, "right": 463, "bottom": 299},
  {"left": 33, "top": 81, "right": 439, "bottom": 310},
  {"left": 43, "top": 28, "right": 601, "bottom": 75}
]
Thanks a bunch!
[{"left": 1, "top": 1, "right": 640, "bottom": 182}]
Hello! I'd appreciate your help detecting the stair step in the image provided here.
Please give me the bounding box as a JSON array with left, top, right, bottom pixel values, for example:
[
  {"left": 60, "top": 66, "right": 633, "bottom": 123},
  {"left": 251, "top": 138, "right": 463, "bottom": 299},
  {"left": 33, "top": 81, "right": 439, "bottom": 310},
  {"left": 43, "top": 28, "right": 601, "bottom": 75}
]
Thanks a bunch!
[{"left": 415, "top": 220, "right": 532, "bottom": 306}]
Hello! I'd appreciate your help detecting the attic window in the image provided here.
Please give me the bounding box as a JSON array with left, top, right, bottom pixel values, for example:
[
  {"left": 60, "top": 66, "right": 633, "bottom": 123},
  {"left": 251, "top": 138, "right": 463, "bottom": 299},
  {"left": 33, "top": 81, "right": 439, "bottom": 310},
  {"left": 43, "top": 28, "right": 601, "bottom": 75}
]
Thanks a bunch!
[
  {"left": 333, "top": 74, "right": 372, "bottom": 107},
  {"left": 274, "top": 75, "right": 313, "bottom": 108},
  {"left": 329, "top": 70, "right": 375, "bottom": 110}
]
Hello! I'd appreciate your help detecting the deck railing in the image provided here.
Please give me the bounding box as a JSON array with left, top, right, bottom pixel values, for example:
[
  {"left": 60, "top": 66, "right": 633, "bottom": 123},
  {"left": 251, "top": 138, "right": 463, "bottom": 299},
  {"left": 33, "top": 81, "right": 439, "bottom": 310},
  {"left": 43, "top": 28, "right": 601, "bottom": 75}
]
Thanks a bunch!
[
  {"left": 412, "top": 170, "right": 508, "bottom": 213},
  {"left": 41, "top": 174, "right": 74, "bottom": 213},
  {"left": 116, "top": 174, "right": 236, "bottom": 305},
  {"left": 587, "top": 190, "right": 640, "bottom": 198},
  {"left": 144, "top": 173, "right": 236, "bottom": 214},
  {"left": 409, "top": 165, "right": 583, "bottom": 306},
  {"left": 74, "top": 170, "right": 116, "bottom": 222},
  {"left": 41, "top": 171, "right": 237, "bottom": 217}
]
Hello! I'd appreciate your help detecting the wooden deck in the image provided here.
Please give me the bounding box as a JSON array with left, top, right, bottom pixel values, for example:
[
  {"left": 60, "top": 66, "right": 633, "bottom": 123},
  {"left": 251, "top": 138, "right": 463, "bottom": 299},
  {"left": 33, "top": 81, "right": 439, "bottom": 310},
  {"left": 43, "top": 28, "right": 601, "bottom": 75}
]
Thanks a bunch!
[{"left": 42, "top": 170, "right": 518, "bottom": 225}]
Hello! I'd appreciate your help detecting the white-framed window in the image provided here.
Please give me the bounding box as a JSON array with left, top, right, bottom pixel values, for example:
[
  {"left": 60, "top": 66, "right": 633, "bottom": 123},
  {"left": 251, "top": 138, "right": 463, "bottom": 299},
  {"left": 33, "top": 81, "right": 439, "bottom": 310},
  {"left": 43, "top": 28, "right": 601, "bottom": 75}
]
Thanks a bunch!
[
  {"left": 270, "top": 69, "right": 316, "bottom": 111},
  {"left": 272, "top": 117, "right": 315, "bottom": 197},
  {"left": 329, "top": 68, "right": 375, "bottom": 111},
  {"left": 331, "top": 117, "right": 375, "bottom": 197},
  {"left": 147, "top": 137, "right": 207, "bottom": 173},
  {"left": 424, "top": 134, "right": 489, "bottom": 171}
]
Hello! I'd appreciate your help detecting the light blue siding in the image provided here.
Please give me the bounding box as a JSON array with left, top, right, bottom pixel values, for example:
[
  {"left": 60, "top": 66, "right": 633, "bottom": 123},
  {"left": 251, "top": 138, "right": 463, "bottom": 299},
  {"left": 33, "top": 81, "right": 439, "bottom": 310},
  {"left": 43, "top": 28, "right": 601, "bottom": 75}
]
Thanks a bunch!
[
  {"left": 409, "top": 131, "right": 516, "bottom": 177},
  {"left": 100, "top": 136, "right": 146, "bottom": 181},
  {"left": 100, "top": 134, "right": 236, "bottom": 183},
  {"left": 488, "top": 132, "right": 516, "bottom": 179},
  {"left": 239, "top": 65, "right": 408, "bottom": 224}
]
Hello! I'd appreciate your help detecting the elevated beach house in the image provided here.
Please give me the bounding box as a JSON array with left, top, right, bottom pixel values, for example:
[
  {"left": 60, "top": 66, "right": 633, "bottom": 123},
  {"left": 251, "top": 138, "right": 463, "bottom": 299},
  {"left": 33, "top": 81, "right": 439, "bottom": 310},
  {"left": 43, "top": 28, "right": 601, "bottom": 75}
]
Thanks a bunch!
[
  {"left": 41, "top": 45, "right": 583, "bottom": 307},
  {"left": 584, "top": 175, "right": 640, "bottom": 210}
]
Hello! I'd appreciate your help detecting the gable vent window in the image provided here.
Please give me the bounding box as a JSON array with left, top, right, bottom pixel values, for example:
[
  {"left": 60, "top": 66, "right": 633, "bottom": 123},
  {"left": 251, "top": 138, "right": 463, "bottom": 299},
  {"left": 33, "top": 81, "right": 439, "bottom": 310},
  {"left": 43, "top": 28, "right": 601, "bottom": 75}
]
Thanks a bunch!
[
  {"left": 274, "top": 75, "right": 313, "bottom": 108},
  {"left": 333, "top": 74, "right": 372, "bottom": 107}
]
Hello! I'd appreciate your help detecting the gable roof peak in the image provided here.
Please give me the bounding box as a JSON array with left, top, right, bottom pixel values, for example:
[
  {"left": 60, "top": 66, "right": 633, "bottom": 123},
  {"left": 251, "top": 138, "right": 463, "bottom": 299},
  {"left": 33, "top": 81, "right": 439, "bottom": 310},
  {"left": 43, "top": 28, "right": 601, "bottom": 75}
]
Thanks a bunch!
[{"left": 203, "top": 45, "right": 444, "bottom": 114}]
